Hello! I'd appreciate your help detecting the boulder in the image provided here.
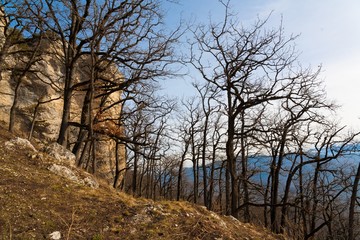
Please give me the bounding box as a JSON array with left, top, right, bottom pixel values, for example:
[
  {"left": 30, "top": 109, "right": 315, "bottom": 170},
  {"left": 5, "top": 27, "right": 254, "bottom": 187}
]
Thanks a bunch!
[
  {"left": 4, "top": 137, "right": 37, "bottom": 153},
  {"left": 48, "top": 164, "right": 99, "bottom": 188},
  {"left": 44, "top": 142, "right": 76, "bottom": 166},
  {"left": 48, "top": 164, "right": 79, "bottom": 182}
]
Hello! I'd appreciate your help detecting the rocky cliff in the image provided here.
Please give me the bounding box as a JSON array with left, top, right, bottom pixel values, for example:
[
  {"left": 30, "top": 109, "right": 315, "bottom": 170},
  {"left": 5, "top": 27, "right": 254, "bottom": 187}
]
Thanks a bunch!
[{"left": 0, "top": 23, "right": 126, "bottom": 187}]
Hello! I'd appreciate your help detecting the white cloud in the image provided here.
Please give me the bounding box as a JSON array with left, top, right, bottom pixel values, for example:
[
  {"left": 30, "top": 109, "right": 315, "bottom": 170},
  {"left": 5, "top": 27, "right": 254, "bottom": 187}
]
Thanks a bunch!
[
  {"left": 229, "top": 0, "right": 360, "bottom": 127},
  {"left": 164, "top": 0, "right": 360, "bottom": 127}
]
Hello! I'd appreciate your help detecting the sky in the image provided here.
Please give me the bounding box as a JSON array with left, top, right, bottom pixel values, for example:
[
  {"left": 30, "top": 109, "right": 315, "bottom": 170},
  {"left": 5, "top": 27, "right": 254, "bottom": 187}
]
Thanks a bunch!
[{"left": 162, "top": 0, "right": 360, "bottom": 129}]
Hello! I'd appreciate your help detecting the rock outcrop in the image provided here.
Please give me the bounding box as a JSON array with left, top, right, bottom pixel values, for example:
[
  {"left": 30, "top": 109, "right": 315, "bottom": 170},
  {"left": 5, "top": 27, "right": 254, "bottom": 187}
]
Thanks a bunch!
[
  {"left": 44, "top": 142, "right": 76, "bottom": 166},
  {"left": 4, "top": 136, "right": 99, "bottom": 188},
  {"left": 4, "top": 137, "right": 37, "bottom": 153},
  {"left": 48, "top": 164, "right": 99, "bottom": 189},
  {"left": 0, "top": 14, "right": 126, "bottom": 187}
]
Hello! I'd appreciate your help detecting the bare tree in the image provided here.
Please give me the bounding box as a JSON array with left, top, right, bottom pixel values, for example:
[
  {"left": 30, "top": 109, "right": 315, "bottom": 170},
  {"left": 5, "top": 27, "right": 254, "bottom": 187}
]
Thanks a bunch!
[
  {"left": 256, "top": 67, "right": 335, "bottom": 232},
  {"left": 121, "top": 83, "right": 175, "bottom": 196},
  {"left": 348, "top": 161, "right": 360, "bottom": 240},
  {"left": 188, "top": 0, "right": 313, "bottom": 219},
  {"left": 23, "top": 0, "right": 182, "bottom": 146},
  {"left": 175, "top": 109, "right": 193, "bottom": 201},
  {"left": 178, "top": 97, "right": 203, "bottom": 203},
  {"left": 193, "top": 81, "right": 222, "bottom": 209}
]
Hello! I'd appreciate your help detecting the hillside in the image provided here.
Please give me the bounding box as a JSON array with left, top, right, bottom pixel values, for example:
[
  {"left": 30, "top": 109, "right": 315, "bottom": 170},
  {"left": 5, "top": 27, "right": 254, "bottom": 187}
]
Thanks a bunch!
[{"left": 0, "top": 123, "right": 285, "bottom": 240}]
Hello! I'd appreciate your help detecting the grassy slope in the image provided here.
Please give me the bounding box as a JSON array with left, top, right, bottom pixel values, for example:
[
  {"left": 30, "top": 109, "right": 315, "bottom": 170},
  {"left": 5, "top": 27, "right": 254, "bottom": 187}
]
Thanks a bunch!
[{"left": 0, "top": 123, "right": 285, "bottom": 240}]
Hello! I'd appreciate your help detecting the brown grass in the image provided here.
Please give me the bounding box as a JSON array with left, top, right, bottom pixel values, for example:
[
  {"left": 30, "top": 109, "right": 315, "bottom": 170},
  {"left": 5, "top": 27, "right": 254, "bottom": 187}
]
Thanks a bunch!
[{"left": 0, "top": 122, "right": 285, "bottom": 239}]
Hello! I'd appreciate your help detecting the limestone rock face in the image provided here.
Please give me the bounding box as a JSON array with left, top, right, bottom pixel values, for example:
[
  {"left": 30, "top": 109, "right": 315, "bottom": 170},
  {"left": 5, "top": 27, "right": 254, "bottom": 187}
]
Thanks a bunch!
[
  {"left": 0, "top": 25, "right": 126, "bottom": 187},
  {"left": 0, "top": 41, "right": 64, "bottom": 138}
]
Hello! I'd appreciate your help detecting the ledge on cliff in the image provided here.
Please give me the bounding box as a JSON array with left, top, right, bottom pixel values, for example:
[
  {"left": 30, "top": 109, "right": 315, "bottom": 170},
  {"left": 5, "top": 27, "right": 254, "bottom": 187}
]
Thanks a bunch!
[{"left": 0, "top": 123, "right": 285, "bottom": 240}]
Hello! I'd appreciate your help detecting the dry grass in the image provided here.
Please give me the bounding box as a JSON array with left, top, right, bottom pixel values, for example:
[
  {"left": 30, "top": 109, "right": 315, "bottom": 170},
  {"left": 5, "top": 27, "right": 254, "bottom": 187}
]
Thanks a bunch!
[{"left": 0, "top": 123, "right": 285, "bottom": 239}]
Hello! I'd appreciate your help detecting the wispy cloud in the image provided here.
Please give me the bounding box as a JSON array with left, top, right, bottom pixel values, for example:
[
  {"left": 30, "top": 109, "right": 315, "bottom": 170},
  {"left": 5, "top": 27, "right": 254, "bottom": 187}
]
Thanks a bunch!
[{"left": 164, "top": 0, "right": 360, "bottom": 127}]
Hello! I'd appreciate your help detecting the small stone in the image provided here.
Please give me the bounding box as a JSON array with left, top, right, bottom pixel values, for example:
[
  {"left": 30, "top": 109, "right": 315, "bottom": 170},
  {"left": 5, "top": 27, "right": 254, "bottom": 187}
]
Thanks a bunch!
[
  {"left": 49, "top": 231, "right": 61, "bottom": 240},
  {"left": 83, "top": 176, "right": 99, "bottom": 189}
]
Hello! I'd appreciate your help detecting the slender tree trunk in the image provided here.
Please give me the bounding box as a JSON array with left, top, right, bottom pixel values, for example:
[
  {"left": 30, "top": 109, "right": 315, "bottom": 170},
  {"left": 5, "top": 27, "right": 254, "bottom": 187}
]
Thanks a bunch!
[
  {"left": 348, "top": 162, "right": 360, "bottom": 240},
  {"left": 177, "top": 139, "right": 189, "bottom": 200},
  {"left": 57, "top": 79, "right": 72, "bottom": 146},
  {"left": 191, "top": 130, "right": 199, "bottom": 203},
  {"left": 225, "top": 160, "right": 231, "bottom": 215},
  {"left": 280, "top": 172, "right": 293, "bottom": 233},
  {"left": 132, "top": 145, "right": 139, "bottom": 196},
  {"left": 79, "top": 140, "right": 90, "bottom": 167},
  {"left": 89, "top": 44, "right": 97, "bottom": 174},
  {"left": 29, "top": 100, "right": 40, "bottom": 140},
  {"left": 113, "top": 141, "right": 125, "bottom": 188},
  {"left": 310, "top": 162, "right": 320, "bottom": 234},
  {"left": 226, "top": 115, "right": 239, "bottom": 218},
  {"left": 176, "top": 159, "right": 184, "bottom": 201},
  {"left": 208, "top": 147, "right": 216, "bottom": 211},
  {"left": 150, "top": 158, "right": 156, "bottom": 199},
  {"left": 280, "top": 152, "right": 299, "bottom": 233},
  {"left": 201, "top": 114, "right": 209, "bottom": 208},
  {"left": 217, "top": 160, "right": 223, "bottom": 213},
  {"left": 240, "top": 113, "right": 250, "bottom": 222},
  {"left": 57, "top": 25, "right": 78, "bottom": 146},
  {"left": 9, "top": 76, "right": 22, "bottom": 132},
  {"left": 138, "top": 155, "right": 147, "bottom": 197},
  {"left": 145, "top": 158, "right": 151, "bottom": 198},
  {"left": 192, "top": 158, "right": 198, "bottom": 203},
  {"left": 299, "top": 156, "right": 308, "bottom": 237},
  {"left": 264, "top": 172, "right": 271, "bottom": 228},
  {"left": 270, "top": 130, "right": 287, "bottom": 233},
  {"left": 72, "top": 89, "right": 91, "bottom": 158}
]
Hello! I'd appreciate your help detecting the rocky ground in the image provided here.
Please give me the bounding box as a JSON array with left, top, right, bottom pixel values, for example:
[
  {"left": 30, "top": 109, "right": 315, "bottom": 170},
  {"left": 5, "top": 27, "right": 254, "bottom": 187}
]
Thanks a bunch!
[{"left": 0, "top": 123, "right": 286, "bottom": 240}]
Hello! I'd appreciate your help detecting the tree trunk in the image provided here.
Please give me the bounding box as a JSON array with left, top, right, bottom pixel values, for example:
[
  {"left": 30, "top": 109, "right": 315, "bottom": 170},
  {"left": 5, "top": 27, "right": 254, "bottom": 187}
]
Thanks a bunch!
[
  {"left": 240, "top": 113, "right": 250, "bottom": 222},
  {"left": 9, "top": 76, "right": 22, "bottom": 132},
  {"left": 225, "top": 160, "right": 231, "bottom": 215},
  {"left": 226, "top": 115, "right": 239, "bottom": 218},
  {"left": 72, "top": 89, "right": 91, "bottom": 159},
  {"left": 177, "top": 138, "right": 190, "bottom": 201},
  {"left": 57, "top": 79, "right": 72, "bottom": 146},
  {"left": 132, "top": 145, "right": 139, "bottom": 196},
  {"left": 208, "top": 147, "right": 216, "bottom": 211},
  {"left": 28, "top": 100, "right": 41, "bottom": 140},
  {"left": 348, "top": 162, "right": 360, "bottom": 240},
  {"left": 201, "top": 114, "right": 209, "bottom": 208},
  {"left": 280, "top": 152, "right": 300, "bottom": 233},
  {"left": 270, "top": 129, "right": 287, "bottom": 233}
]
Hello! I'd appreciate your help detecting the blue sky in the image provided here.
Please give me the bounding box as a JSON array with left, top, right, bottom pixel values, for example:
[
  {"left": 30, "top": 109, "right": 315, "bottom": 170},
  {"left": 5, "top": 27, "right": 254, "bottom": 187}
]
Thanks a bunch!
[{"left": 162, "top": 0, "right": 360, "bottom": 129}]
